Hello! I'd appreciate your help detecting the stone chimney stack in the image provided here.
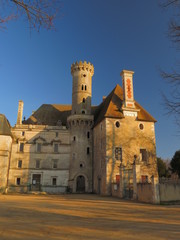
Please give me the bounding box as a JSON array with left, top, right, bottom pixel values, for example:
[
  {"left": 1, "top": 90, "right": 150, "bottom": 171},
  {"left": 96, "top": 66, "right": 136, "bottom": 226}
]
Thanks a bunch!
[
  {"left": 120, "top": 70, "right": 135, "bottom": 108},
  {"left": 17, "top": 100, "right": 24, "bottom": 125}
]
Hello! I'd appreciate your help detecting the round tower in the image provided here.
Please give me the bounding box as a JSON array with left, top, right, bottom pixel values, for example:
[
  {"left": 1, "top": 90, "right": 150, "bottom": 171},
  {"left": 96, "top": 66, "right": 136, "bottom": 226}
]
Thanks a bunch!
[
  {"left": 71, "top": 61, "right": 94, "bottom": 115},
  {"left": 67, "top": 61, "right": 94, "bottom": 193}
]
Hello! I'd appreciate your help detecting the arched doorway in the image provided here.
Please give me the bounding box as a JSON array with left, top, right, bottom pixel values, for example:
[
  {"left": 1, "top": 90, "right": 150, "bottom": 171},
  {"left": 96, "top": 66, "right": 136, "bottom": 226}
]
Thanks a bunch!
[{"left": 76, "top": 175, "right": 85, "bottom": 192}]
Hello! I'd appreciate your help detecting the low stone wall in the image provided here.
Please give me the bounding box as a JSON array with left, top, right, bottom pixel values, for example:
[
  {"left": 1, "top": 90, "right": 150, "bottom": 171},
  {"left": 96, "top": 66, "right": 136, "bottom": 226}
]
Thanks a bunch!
[
  {"left": 137, "top": 183, "right": 153, "bottom": 203},
  {"left": 6, "top": 185, "right": 67, "bottom": 194},
  {"left": 42, "top": 186, "right": 67, "bottom": 194},
  {"left": 159, "top": 183, "right": 180, "bottom": 202},
  {"left": 7, "top": 185, "right": 29, "bottom": 193}
]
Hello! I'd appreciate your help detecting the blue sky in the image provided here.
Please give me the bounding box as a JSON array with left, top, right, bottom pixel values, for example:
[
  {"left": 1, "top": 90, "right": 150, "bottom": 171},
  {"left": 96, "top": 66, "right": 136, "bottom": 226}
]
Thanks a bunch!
[{"left": 0, "top": 0, "right": 179, "bottom": 159}]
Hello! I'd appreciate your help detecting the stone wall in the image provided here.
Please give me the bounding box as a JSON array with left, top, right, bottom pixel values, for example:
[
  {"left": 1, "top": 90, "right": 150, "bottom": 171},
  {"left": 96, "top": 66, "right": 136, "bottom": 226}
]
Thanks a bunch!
[
  {"left": 159, "top": 182, "right": 180, "bottom": 202},
  {"left": 0, "top": 135, "right": 12, "bottom": 193},
  {"left": 7, "top": 125, "right": 70, "bottom": 193},
  {"left": 137, "top": 183, "right": 153, "bottom": 203},
  {"left": 93, "top": 119, "right": 107, "bottom": 195},
  {"left": 105, "top": 117, "right": 157, "bottom": 196}
]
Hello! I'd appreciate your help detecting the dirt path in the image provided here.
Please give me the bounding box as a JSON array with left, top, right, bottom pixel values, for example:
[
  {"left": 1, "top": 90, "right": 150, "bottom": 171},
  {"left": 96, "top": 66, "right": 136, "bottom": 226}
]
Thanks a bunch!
[{"left": 0, "top": 194, "right": 180, "bottom": 240}]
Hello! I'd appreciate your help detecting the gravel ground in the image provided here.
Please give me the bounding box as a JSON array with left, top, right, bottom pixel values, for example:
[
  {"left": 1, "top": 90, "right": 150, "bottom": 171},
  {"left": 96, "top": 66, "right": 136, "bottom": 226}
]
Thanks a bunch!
[{"left": 0, "top": 194, "right": 180, "bottom": 240}]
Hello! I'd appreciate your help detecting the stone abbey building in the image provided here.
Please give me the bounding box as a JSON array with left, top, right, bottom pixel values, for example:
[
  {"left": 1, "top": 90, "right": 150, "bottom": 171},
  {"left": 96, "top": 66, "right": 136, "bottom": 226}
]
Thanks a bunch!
[{"left": 0, "top": 61, "right": 159, "bottom": 199}]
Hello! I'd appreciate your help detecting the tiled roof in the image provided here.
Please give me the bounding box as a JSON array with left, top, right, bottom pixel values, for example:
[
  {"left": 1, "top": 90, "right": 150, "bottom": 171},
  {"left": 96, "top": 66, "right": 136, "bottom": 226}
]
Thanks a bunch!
[
  {"left": 0, "top": 114, "right": 12, "bottom": 136},
  {"left": 23, "top": 84, "right": 156, "bottom": 127},
  {"left": 23, "top": 104, "right": 72, "bottom": 126},
  {"left": 94, "top": 84, "right": 156, "bottom": 126}
]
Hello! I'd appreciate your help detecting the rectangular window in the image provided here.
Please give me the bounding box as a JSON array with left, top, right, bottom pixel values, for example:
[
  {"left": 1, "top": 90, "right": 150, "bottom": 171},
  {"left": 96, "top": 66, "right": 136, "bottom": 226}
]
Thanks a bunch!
[
  {"left": 37, "top": 143, "right": 41, "bottom": 152},
  {"left": 140, "top": 149, "right": 147, "bottom": 162},
  {"left": 36, "top": 160, "right": 40, "bottom": 169},
  {"left": 141, "top": 175, "right": 148, "bottom": 183},
  {"left": 16, "top": 178, "right": 21, "bottom": 185},
  {"left": 116, "top": 175, "right": 120, "bottom": 184},
  {"left": 52, "top": 160, "right": 58, "bottom": 169},
  {"left": 54, "top": 144, "right": 58, "bottom": 153},
  {"left": 115, "top": 147, "right": 122, "bottom": 161},
  {"left": 19, "top": 143, "right": 24, "bottom": 152},
  {"left": 52, "top": 177, "right": 57, "bottom": 186},
  {"left": 22, "top": 131, "right": 25, "bottom": 136},
  {"left": 56, "top": 132, "right": 58, "bottom": 137},
  {"left": 18, "top": 160, "right": 22, "bottom": 168},
  {"left": 87, "top": 147, "right": 90, "bottom": 155},
  {"left": 87, "top": 131, "right": 90, "bottom": 139}
]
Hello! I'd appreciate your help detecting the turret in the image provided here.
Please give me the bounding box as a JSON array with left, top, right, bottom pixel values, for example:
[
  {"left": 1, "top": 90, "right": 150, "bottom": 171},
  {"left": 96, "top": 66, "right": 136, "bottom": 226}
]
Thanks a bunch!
[
  {"left": 71, "top": 61, "right": 94, "bottom": 115},
  {"left": 68, "top": 61, "right": 94, "bottom": 193}
]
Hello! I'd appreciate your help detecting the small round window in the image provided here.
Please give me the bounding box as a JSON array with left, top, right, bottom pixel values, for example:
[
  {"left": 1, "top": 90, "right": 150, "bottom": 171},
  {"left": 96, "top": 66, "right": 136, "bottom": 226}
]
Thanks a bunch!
[
  {"left": 80, "top": 162, "right": 85, "bottom": 168},
  {"left": 115, "top": 121, "right": 120, "bottom": 128},
  {"left": 139, "top": 123, "right": 144, "bottom": 130}
]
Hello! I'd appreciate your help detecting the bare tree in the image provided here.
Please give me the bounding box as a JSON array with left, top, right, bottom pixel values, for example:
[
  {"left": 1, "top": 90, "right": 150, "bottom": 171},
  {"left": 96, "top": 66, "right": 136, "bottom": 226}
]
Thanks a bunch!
[
  {"left": 0, "top": 0, "right": 61, "bottom": 31},
  {"left": 159, "top": 0, "right": 180, "bottom": 126}
]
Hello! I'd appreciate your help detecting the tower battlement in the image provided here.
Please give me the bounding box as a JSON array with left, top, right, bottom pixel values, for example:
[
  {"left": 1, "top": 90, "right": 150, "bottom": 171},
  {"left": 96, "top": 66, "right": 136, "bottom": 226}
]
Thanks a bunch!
[{"left": 71, "top": 61, "right": 94, "bottom": 76}]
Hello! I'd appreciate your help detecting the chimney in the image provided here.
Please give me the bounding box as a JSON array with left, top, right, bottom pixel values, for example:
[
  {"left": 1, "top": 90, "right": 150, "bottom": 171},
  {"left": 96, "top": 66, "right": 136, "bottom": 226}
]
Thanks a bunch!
[
  {"left": 120, "top": 70, "right": 135, "bottom": 108},
  {"left": 17, "top": 100, "right": 24, "bottom": 125},
  {"left": 102, "top": 96, "right": 106, "bottom": 101}
]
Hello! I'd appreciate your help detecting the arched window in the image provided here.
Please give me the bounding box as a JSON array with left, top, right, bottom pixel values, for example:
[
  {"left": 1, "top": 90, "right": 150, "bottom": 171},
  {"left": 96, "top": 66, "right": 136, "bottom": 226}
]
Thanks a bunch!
[
  {"left": 82, "top": 85, "right": 84, "bottom": 90},
  {"left": 82, "top": 110, "right": 85, "bottom": 114},
  {"left": 85, "top": 85, "right": 87, "bottom": 91},
  {"left": 83, "top": 98, "right": 85, "bottom": 103}
]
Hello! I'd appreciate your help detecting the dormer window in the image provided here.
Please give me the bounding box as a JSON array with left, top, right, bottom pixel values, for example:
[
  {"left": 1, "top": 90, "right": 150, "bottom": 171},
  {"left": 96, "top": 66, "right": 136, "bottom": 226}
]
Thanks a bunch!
[
  {"left": 54, "top": 144, "right": 58, "bottom": 153},
  {"left": 37, "top": 143, "right": 41, "bottom": 153}
]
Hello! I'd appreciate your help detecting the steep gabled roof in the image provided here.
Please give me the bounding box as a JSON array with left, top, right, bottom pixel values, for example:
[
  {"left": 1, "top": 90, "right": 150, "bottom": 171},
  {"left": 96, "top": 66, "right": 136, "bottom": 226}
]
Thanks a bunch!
[
  {"left": 23, "top": 84, "right": 156, "bottom": 127},
  {"left": 24, "top": 104, "right": 72, "bottom": 126},
  {"left": 93, "top": 84, "right": 156, "bottom": 126},
  {"left": 0, "top": 114, "right": 12, "bottom": 136}
]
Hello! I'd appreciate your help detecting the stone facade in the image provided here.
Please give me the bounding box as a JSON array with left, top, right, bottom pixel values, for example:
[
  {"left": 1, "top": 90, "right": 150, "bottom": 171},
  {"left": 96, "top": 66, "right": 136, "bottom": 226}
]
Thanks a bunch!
[{"left": 0, "top": 61, "right": 158, "bottom": 199}]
